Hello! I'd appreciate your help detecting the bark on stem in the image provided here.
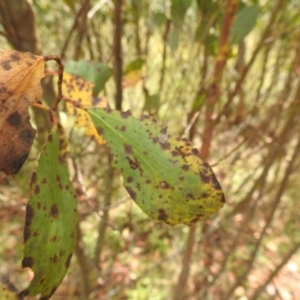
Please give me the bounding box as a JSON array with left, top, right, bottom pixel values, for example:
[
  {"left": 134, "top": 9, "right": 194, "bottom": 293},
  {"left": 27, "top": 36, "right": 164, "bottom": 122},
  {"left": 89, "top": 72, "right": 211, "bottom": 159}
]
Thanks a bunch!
[{"left": 113, "top": 0, "right": 123, "bottom": 110}]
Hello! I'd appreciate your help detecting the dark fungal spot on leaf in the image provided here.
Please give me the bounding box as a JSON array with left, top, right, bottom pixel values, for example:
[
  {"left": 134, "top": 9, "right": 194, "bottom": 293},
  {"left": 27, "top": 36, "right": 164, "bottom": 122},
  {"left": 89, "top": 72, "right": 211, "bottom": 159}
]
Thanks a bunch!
[
  {"left": 10, "top": 51, "right": 21, "bottom": 61},
  {"left": 125, "top": 186, "right": 137, "bottom": 200},
  {"left": 201, "top": 193, "right": 209, "bottom": 199},
  {"left": 127, "top": 176, "right": 133, "bottom": 183},
  {"left": 106, "top": 106, "right": 112, "bottom": 113},
  {"left": 192, "top": 148, "right": 201, "bottom": 157},
  {"left": 50, "top": 235, "right": 57, "bottom": 242},
  {"left": 120, "top": 125, "right": 126, "bottom": 131},
  {"left": 199, "top": 172, "right": 211, "bottom": 184},
  {"left": 191, "top": 216, "right": 201, "bottom": 223},
  {"left": 124, "top": 144, "right": 133, "bottom": 154},
  {"left": 1, "top": 60, "right": 11, "bottom": 70},
  {"left": 96, "top": 127, "right": 104, "bottom": 135},
  {"left": 40, "top": 288, "right": 56, "bottom": 300},
  {"left": 22, "top": 256, "right": 34, "bottom": 268},
  {"left": 181, "top": 164, "right": 190, "bottom": 171},
  {"left": 120, "top": 110, "right": 132, "bottom": 118},
  {"left": 126, "top": 156, "right": 139, "bottom": 170},
  {"left": 159, "top": 181, "right": 170, "bottom": 189},
  {"left": 50, "top": 254, "right": 58, "bottom": 263},
  {"left": 34, "top": 185, "right": 40, "bottom": 195},
  {"left": 152, "top": 137, "right": 159, "bottom": 144},
  {"left": 50, "top": 204, "right": 59, "bottom": 218},
  {"left": 47, "top": 134, "right": 53, "bottom": 142},
  {"left": 6, "top": 111, "right": 22, "bottom": 128},
  {"left": 19, "top": 129, "right": 35, "bottom": 144},
  {"left": 187, "top": 193, "right": 194, "bottom": 199},
  {"left": 159, "top": 142, "right": 170, "bottom": 150},
  {"left": 171, "top": 150, "right": 179, "bottom": 157},
  {"left": 33, "top": 229, "right": 39, "bottom": 237},
  {"left": 158, "top": 209, "right": 168, "bottom": 221},
  {"left": 65, "top": 253, "right": 72, "bottom": 268}
]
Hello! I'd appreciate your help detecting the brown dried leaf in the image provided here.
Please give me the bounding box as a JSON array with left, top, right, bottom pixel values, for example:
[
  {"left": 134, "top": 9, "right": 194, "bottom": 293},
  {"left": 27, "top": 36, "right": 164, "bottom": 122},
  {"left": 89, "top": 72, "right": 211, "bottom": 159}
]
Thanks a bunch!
[{"left": 0, "top": 50, "right": 45, "bottom": 175}]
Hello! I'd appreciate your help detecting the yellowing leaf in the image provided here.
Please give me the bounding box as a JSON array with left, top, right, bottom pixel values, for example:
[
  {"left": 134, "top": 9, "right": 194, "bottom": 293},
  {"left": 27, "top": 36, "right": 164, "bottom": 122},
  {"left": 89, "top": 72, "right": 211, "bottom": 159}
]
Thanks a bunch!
[
  {"left": 62, "top": 72, "right": 107, "bottom": 145},
  {"left": 0, "top": 50, "right": 45, "bottom": 174},
  {"left": 122, "top": 69, "right": 143, "bottom": 88},
  {"left": 0, "top": 276, "right": 19, "bottom": 300},
  {"left": 122, "top": 59, "right": 145, "bottom": 88}
]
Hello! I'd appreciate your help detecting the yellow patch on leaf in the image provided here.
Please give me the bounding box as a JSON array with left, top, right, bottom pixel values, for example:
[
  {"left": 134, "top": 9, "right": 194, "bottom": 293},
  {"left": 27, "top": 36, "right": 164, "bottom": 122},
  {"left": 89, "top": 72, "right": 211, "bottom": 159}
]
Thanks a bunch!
[
  {"left": 0, "top": 50, "right": 45, "bottom": 174},
  {"left": 62, "top": 73, "right": 107, "bottom": 145}
]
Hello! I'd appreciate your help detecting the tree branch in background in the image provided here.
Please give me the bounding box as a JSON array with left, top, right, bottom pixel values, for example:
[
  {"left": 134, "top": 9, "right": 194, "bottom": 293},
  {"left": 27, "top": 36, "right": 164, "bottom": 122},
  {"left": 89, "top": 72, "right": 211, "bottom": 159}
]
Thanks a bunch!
[
  {"left": 173, "top": 1, "right": 238, "bottom": 299},
  {"left": 222, "top": 133, "right": 300, "bottom": 300},
  {"left": 94, "top": 163, "right": 114, "bottom": 267},
  {"left": 159, "top": 19, "right": 171, "bottom": 92},
  {"left": 217, "top": 0, "right": 286, "bottom": 122},
  {"left": 74, "top": 0, "right": 90, "bottom": 60},
  {"left": 0, "top": 0, "right": 41, "bottom": 53},
  {"left": 113, "top": 0, "right": 123, "bottom": 110},
  {"left": 61, "top": 0, "right": 91, "bottom": 59}
]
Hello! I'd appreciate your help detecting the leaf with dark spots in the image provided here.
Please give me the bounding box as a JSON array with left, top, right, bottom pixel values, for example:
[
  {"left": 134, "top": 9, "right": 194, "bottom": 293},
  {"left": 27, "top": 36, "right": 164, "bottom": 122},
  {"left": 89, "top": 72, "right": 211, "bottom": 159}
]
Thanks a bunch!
[
  {"left": 6, "top": 111, "right": 22, "bottom": 128},
  {"left": 0, "top": 275, "right": 20, "bottom": 299},
  {"left": 21, "top": 125, "right": 78, "bottom": 299},
  {"left": 62, "top": 73, "right": 107, "bottom": 145},
  {"left": 22, "top": 256, "right": 34, "bottom": 268},
  {"left": 124, "top": 144, "right": 133, "bottom": 154},
  {"left": 125, "top": 186, "right": 137, "bottom": 200},
  {"left": 89, "top": 108, "right": 225, "bottom": 226},
  {"left": 64, "top": 60, "right": 112, "bottom": 95},
  {"left": 120, "top": 110, "right": 132, "bottom": 118},
  {"left": 0, "top": 50, "right": 45, "bottom": 174}
]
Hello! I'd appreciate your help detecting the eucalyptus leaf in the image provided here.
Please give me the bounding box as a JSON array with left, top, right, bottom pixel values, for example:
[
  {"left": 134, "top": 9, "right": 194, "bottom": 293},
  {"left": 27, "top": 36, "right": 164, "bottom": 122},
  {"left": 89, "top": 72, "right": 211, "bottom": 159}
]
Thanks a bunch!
[
  {"left": 88, "top": 108, "right": 225, "bottom": 226},
  {"left": 19, "top": 126, "right": 78, "bottom": 299},
  {"left": 230, "top": 5, "right": 259, "bottom": 44}
]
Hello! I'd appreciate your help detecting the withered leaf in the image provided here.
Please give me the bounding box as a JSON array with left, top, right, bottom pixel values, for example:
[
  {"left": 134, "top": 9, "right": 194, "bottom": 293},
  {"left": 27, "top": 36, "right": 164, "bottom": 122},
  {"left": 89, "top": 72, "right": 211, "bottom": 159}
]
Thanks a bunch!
[{"left": 0, "top": 50, "right": 45, "bottom": 175}]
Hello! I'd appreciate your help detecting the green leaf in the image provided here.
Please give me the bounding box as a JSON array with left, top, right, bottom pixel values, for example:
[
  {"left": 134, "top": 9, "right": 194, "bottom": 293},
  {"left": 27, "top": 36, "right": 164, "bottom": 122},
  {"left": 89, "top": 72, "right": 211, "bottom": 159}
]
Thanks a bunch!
[
  {"left": 151, "top": 12, "right": 168, "bottom": 28},
  {"left": 62, "top": 0, "right": 75, "bottom": 12},
  {"left": 171, "top": 0, "right": 193, "bottom": 29},
  {"left": 88, "top": 108, "right": 225, "bottom": 226},
  {"left": 124, "top": 58, "right": 145, "bottom": 75},
  {"left": 64, "top": 60, "right": 112, "bottom": 95},
  {"left": 143, "top": 93, "right": 160, "bottom": 115},
  {"left": 20, "top": 126, "right": 78, "bottom": 299},
  {"left": 230, "top": 5, "right": 259, "bottom": 44}
]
